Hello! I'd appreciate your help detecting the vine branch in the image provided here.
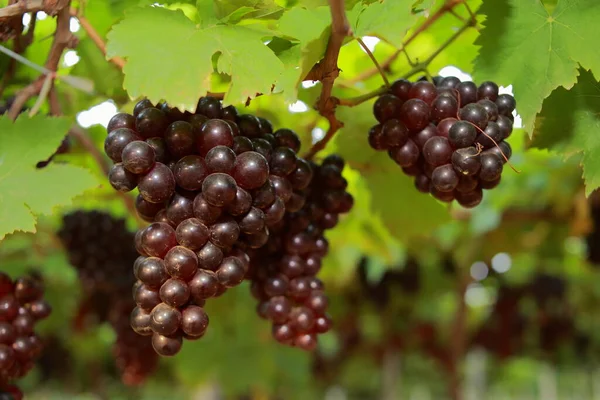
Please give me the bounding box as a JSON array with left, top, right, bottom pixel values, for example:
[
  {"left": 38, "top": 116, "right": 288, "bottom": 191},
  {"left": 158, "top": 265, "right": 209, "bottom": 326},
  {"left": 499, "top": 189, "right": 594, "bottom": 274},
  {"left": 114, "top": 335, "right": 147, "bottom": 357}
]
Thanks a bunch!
[{"left": 0, "top": 0, "right": 68, "bottom": 20}]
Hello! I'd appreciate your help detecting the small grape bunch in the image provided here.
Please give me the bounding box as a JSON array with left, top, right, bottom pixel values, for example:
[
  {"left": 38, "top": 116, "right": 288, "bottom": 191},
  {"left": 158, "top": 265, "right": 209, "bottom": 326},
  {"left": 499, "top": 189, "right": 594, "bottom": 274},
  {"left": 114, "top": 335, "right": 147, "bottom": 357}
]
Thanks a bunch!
[
  {"left": 368, "top": 76, "right": 516, "bottom": 208},
  {"left": 0, "top": 272, "right": 52, "bottom": 397}
]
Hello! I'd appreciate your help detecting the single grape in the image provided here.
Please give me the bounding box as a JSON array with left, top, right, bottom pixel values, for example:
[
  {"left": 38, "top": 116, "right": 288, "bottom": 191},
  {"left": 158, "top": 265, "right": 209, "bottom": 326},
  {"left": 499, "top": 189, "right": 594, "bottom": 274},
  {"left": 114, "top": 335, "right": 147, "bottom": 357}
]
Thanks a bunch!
[
  {"left": 244, "top": 228, "right": 269, "bottom": 249},
  {"left": 233, "top": 151, "right": 270, "bottom": 189},
  {"left": 456, "top": 81, "right": 478, "bottom": 106},
  {"left": 279, "top": 255, "right": 305, "bottom": 279},
  {"left": 480, "top": 176, "right": 501, "bottom": 190},
  {"left": 164, "top": 121, "right": 195, "bottom": 159},
  {"left": 269, "top": 175, "right": 293, "bottom": 203},
  {"left": 205, "top": 145, "right": 236, "bottom": 174},
  {"left": 451, "top": 147, "right": 481, "bottom": 176},
  {"left": 238, "top": 207, "right": 266, "bottom": 234},
  {"left": 196, "top": 119, "right": 234, "bottom": 156},
  {"left": 225, "top": 187, "right": 252, "bottom": 217},
  {"left": 26, "top": 300, "right": 51, "bottom": 321},
  {"left": 305, "top": 291, "right": 328, "bottom": 314},
  {"left": 431, "top": 164, "right": 459, "bottom": 192},
  {"left": 181, "top": 305, "right": 209, "bottom": 337},
  {"left": 455, "top": 187, "right": 483, "bottom": 208},
  {"left": 390, "top": 79, "right": 412, "bottom": 100},
  {"left": 136, "top": 108, "right": 169, "bottom": 138},
  {"left": 222, "top": 105, "right": 238, "bottom": 121},
  {"left": 134, "top": 284, "right": 161, "bottom": 311},
  {"left": 232, "top": 136, "right": 254, "bottom": 155},
  {"left": 216, "top": 257, "right": 245, "bottom": 287},
  {"left": 108, "top": 163, "right": 138, "bottom": 192},
  {"left": 138, "top": 163, "right": 176, "bottom": 203},
  {"left": 197, "top": 242, "right": 224, "bottom": 271},
  {"left": 210, "top": 217, "right": 240, "bottom": 248},
  {"left": 150, "top": 303, "right": 181, "bottom": 336},
  {"left": 196, "top": 97, "right": 222, "bottom": 119},
  {"left": 12, "top": 313, "right": 34, "bottom": 335},
  {"left": 477, "top": 99, "right": 499, "bottom": 121},
  {"left": 202, "top": 173, "right": 238, "bottom": 207},
  {"left": 399, "top": 99, "right": 430, "bottom": 132},
  {"left": 287, "top": 277, "right": 311, "bottom": 301},
  {"left": 264, "top": 196, "right": 285, "bottom": 227},
  {"left": 136, "top": 257, "right": 169, "bottom": 289},
  {"left": 274, "top": 129, "right": 301, "bottom": 153},
  {"left": 107, "top": 113, "right": 135, "bottom": 133},
  {"left": 436, "top": 118, "right": 458, "bottom": 138},
  {"left": 258, "top": 117, "right": 273, "bottom": 134},
  {"left": 368, "top": 124, "right": 387, "bottom": 150},
  {"left": 496, "top": 115, "right": 514, "bottom": 139},
  {"left": 165, "top": 193, "right": 194, "bottom": 226},
  {"left": 456, "top": 175, "right": 479, "bottom": 193},
  {"left": 237, "top": 114, "right": 262, "bottom": 138},
  {"left": 189, "top": 270, "right": 219, "bottom": 301},
  {"left": 475, "top": 121, "right": 503, "bottom": 149},
  {"left": 159, "top": 278, "right": 190, "bottom": 307},
  {"left": 272, "top": 324, "right": 295, "bottom": 344},
  {"left": 0, "top": 344, "right": 15, "bottom": 370},
  {"left": 431, "top": 95, "right": 458, "bottom": 123},
  {"left": 423, "top": 137, "right": 452, "bottom": 167},
  {"left": 382, "top": 119, "right": 409, "bottom": 148},
  {"left": 151, "top": 332, "right": 182, "bottom": 356},
  {"left": 477, "top": 81, "right": 499, "bottom": 101},
  {"left": 496, "top": 94, "right": 516, "bottom": 116},
  {"left": 479, "top": 153, "right": 503, "bottom": 182},
  {"left": 448, "top": 121, "right": 477, "bottom": 149},
  {"left": 438, "top": 76, "right": 461, "bottom": 89},
  {"left": 413, "top": 124, "right": 438, "bottom": 148},
  {"left": 285, "top": 192, "right": 306, "bottom": 213},
  {"left": 252, "top": 181, "right": 276, "bottom": 209},
  {"left": 483, "top": 141, "right": 512, "bottom": 164},
  {"left": 289, "top": 306, "right": 315, "bottom": 333},
  {"left": 408, "top": 81, "right": 437, "bottom": 105},
  {"left": 414, "top": 174, "right": 430, "bottom": 193},
  {"left": 164, "top": 246, "right": 198, "bottom": 281},
  {"left": 388, "top": 140, "right": 419, "bottom": 167},
  {"left": 131, "top": 306, "right": 153, "bottom": 336},
  {"left": 145, "top": 137, "right": 169, "bottom": 164},
  {"left": 105, "top": 128, "right": 141, "bottom": 163},
  {"left": 304, "top": 256, "right": 322, "bottom": 275},
  {"left": 430, "top": 186, "right": 455, "bottom": 203},
  {"left": 458, "top": 103, "right": 489, "bottom": 130},
  {"left": 314, "top": 315, "right": 332, "bottom": 334},
  {"left": 373, "top": 94, "right": 403, "bottom": 123},
  {"left": 140, "top": 222, "right": 177, "bottom": 258},
  {"left": 251, "top": 138, "right": 273, "bottom": 162},
  {"left": 133, "top": 99, "right": 154, "bottom": 117},
  {"left": 136, "top": 195, "right": 164, "bottom": 221},
  {"left": 267, "top": 296, "right": 291, "bottom": 324},
  {"left": 193, "top": 194, "right": 222, "bottom": 225},
  {"left": 270, "top": 147, "right": 297, "bottom": 177}
]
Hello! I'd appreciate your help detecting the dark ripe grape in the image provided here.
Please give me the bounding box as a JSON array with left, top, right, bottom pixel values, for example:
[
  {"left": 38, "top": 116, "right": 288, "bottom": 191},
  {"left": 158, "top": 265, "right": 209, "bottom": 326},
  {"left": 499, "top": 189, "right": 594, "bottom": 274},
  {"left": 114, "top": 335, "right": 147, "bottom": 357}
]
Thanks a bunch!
[
  {"left": 456, "top": 81, "right": 478, "bottom": 106},
  {"left": 314, "top": 237, "right": 328, "bottom": 257},
  {"left": 437, "top": 118, "right": 458, "bottom": 138},
  {"left": 181, "top": 305, "right": 209, "bottom": 337},
  {"left": 145, "top": 137, "right": 169, "bottom": 164},
  {"left": 388, "top": 139, "right": 419, "bottom": 167},
  {"left": 320, "top": 213, "right": 338, "bottom": 229},
  {"left": 135, "top": 229, "right": 148, "bottom": 256},
  {"left": 164, "top": 121, "right": 195, "bottom": 159},
  {"left": 409, "top": 81, "right": 437, "bottom": 105},
  {"left": 258, "top": 117, "right": 273, "bottom": 134},
  {"left": 431, "top": 95, "right": 459, "bottom": 123},
  {"left": 280, "top": 255, "right": 305, "bottom": 279},
  {"left": 477, "top": 99, "right": 499, "bottom": 121},
  {"left": 432, "top": 164, "right": 459, "bottom": 192},
  {"left": 368, "top": 124, "right": 387, "bottom": 150},
  {"left": 26, "top": 300, "right": 51, "bottom": 321},
  {"left": 14, "top": 277, "right": 42, "bottom": 304},
  {"left": 285, "top": 232, "right": 313, "bottom": 255},
  {"left": 196, "top": 119, "right": 234, "bottom": 156},
  {"left": 12, "top": 313, "right": 34, "bottom": 335},
  {"left": 196, "top": 97, "right": 222, "bottom": 119},
  {"left": 133, "top": 99, "right": 154, "bottom": 117},
  {"left": 0, "top": 323, "right": 15, "bottom": 344},
  {"left": 210, "top": 217, "right": 240, "bottom": 248},
  {"left": 438, "top": 76, "right": 461, "bottom": 89},
  {"left": 150, "top": 303, "right": 181, "bottom": 336},
  {"left": 197, "top": 242, "right": 223, "bottom": 271},
  {"left": 232, "top": 151, "right": 270, "bottom": 190},
  {"left": 239, "top": 207, "right": 265, "bottom": 234},
  {"left": 12, "top": 335, "right": 35, "bottom": 363},
  {"left": 399, "top": 99, "right": 431, "bottom": 132},
  {"left": 270, "top": 147, "right": 297, "bottom": 177},
  {"left": 188, "top": 114, "right": 209, "bottom": 131},
  {"left": 159, "top": 278, "right": 190, "bottom": 307},
  {"left": 430, "top": 186, "right": 455, "bottom": 203},
  {"left": 479, "top": 153, "right": 503, "bottom": 182},
  {"left": 154, "top": 209, "right": 175, "bottom": 227},
  {"left": 0, "top": 273, "right": 13, "bottom": 297},
  {"left": 131, "top": 306, "right": 152, "bottom": 336},
  {"left": 202, "top": 173, "right": 237, "bottom": 207},
  {"left": 423, "top": 136, "right": 452, "bottom": 167},
  {"left": 456, "top": 175, "right": 479, "bottom": 193},
  {"left": 267, "top": 296, "right": 291, "bottom": 324},
  {"left": 105, "top": 128, "right": 141, "bottom": 162},
  {"left": 414, "top": 174, "right": 431, "bottom": 193},
  {"left": 135, "top": 284, "right": 161, "bottom": 311},
  {"left": 136, "top": 195, "right": 164, "bottom": 221},
  {"left": 216, "top": 257, "right": 245, "bottom": 287},
  {"left": 164, "top": 246, "right": 198, "bottom": 281},
  {"left": 264, "top": 274, "right": 289, "bottom": 297},
  {"left": 138, "top": 163, "right": 176, "bottom": 203},
  {"left": 252, "top": 181, "right": 276, "bottom": 209},
  {"left": 224, "top": 120, "right": 241, "bottom": 138},
  {"left": 265, "top": 197, "right": 285, "bottom": 226},
  {"left": 448, "top": 121, "right": 477, "bottom": 149},
  {"left": 496, "top": 94, "right": 516, "bottom": 116},
  {"left": 290, "top": 306, "right": 315, "bottom": 333},
  {"left": 274, "top": 129, "right": 301, "bottom": 153},
  {"left": 256, "top": 301, "right": 269, "bottom": 319},
  {"left": 0, "top": 344, "right": 15, "bottom": 370},
  {"left": 159, "top": 102, "right": 186, "bottom": 122},
  {"left": 477, "top": 81, "right": 499, "bottom": 101},
  {"left": 151, "top": 332, "right": 182, "bottom": 356},
  {"left": 270, "top": 175, "right": 293, "bottom": 203},
  {"left": 382, "top": 119, "right": 409, "bottom": 148},
  {"left": 205, "top": 145, "right": 236, "bottom": 174},
  {"left": 232, "top": 136, "right": 254, "bottom": 155},
  {"left": 222, "top": 105, "right": 238, "bottom": 121},
  {"left": 136, "top": 257, "right": 169, "bottom": 289},
  {"left": 459, "top": 103, "right": 489, "bottom": 130},
  {"left": 391, "top": 79, "right": 412, "bottom": 100},
  {"left": 413, "top": 124, "right": 437, "bottom": 148},
  {"left": 176, "top": 218, "right": 209, "bottom": 251},
  {"left": 403, "top": 164, "right": 421, "bottom": 176},
  {"left": 193, "top": 194, "right": 222, "bottom": 225},
  {"left": 322, "top": 190, "right": 344, "bottom": 213},
  {"left": 481, "top": 176, "right": 501, "bottom": 189},
  {"left": 189, "top": 270, "right": 219, "bottom": 300},
  {"left": 225, "top": 187, "right": 252, "bottom": 217},
  {"left": 272, "top": 324, "right": 295, "bottom": 344},
  {"left": 166, "top": 193, "right": 194, "bottom": 226},
  {"left": 437, "top": 87, "right": 458, "bottom": 99},
  {"left": 251, "top": 138, "right": 273, "bottom": 162},
  {"left": 452, "top": 147, "right": 481, "bottom": 176},
  {"left": 304, "top": 256, "right": 322, "bottom": 275},
  {"left": 109, "top": 163, "right": 138, "bottom": 192},
  {"left": 496, "top": 115, "right": 514, "bottom": 139},
  {"left": 136, "top": 108, "right": 169, "bottom": 138},
  {"left": 286, "top": 192, "right": 306, "bottom": 213},
  {"left": 322, "top": 154, "right": 344, "bottom": 170},
  {"left": 229, "top": 247, "right": 250, "bottom": 271},
  {"left": 373, "top": 94, "right": 403, "bottom": 123},
  {"left": 237, "top": 114, "right": 262, "bottom": 138},
  {"left": 455, "top": 187, "right": 483, "bottom": 208},
  {"left": 314, "top": 315, "right": 332, "bottom": 334},
  {"left": 288, "top": 277, "right": 311, "bottom": 301},
  {"left": 476, "top": 121, "right": 503, "bottom": 149},
  {"left": 484, "top": 141, "right": 512, "bottom": 164},
  {"left": 107, "top": 113, "right": 136, "bottom": 133},
  {"left": 305, "top": 291, "right": 328, "bottom": 314}
]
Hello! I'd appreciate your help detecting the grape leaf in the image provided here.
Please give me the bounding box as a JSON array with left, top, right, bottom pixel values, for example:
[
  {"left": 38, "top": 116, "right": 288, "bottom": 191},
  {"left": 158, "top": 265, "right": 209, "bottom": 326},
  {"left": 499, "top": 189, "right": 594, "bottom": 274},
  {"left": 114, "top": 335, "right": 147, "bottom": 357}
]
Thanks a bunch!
[
  {"left": 351, "top": 0, "right": 416, "bottom": 46},
  {"left": 531, "top": 69, "right": 600, "bottom": 196},
  {"left": 0, "top": 116, "right": 98, "bottom": 240},
  {"left": 214, "top": 0, "right": 283, "bottom": 20},
  {"left": 106, "top": 6, "right": 284, "bottom": 109},
  {"left": 474, "top": 0, "right": 600, "bottom": 135}
]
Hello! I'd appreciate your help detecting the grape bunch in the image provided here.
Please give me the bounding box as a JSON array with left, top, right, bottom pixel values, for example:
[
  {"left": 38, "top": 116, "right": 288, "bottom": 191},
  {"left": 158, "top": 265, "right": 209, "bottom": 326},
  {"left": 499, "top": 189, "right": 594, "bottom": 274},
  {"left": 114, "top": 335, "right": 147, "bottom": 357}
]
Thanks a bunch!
[
  {"left": 369, "top": 76, "right": 516, "bottom": 208},
  {"left": 105, "top": 97, "right": 321, "bottom": 356},
  {"left": 247, "top": 155, "right": 353, "bottom": 350},
  {"left": 0, "top": 273, "right": 51, "bottom": 398},
  {"left": 58, "top": 211, "right": 158, "bottom": 384}
]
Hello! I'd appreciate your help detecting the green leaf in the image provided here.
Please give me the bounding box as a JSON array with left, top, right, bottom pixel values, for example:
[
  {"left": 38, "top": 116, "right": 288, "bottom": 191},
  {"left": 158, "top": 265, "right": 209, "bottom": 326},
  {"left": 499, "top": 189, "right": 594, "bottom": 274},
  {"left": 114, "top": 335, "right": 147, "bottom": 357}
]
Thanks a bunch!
[
  {"left": 106, "top": 6, "right": 284, "bottom": 108},
  {"left": 531, "top": 69, "right": 600, "bottom": 196},
  {"left": 351, "top": 0, "right": 416, "bottom": 46},
  {"left": 474, "top": 0, "right": 600, "bottom": 134},
  {"left": 0, "top": 116, "right": 99, "bottom": 240},
  {"left": 196, "top": 0, "right": 219, "bottom": 27},
  {"left": 214, "top": 0, "right": 283, "bottom": 20}
]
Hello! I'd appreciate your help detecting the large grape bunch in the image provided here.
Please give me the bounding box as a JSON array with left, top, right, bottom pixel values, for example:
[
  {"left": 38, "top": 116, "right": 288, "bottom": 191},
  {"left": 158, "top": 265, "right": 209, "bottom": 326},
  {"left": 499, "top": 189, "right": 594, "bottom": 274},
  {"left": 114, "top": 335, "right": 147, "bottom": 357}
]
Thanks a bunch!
[
  {"left": 104, "top": 97, "right": 323, "bottom": 356},
  {"left": 57, "top": 211, "right": 158, "bottom": 384},
  {"left": 369, "top": 76, "right": 516, "bottom": 208},
  {"left": 247, "top": 155, "right": 353, "bottom": 350},
  {"left": 0, "top": 273, "right": 52, "bottom": 400}
]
